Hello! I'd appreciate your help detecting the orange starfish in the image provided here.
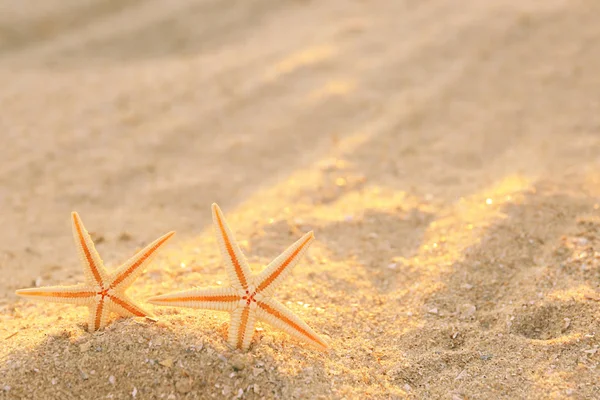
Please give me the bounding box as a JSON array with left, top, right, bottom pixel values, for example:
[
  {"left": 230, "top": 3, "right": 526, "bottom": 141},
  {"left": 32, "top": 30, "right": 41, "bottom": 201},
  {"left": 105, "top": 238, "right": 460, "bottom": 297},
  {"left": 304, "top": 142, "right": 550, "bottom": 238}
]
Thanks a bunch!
[
  {"left": 16, "top": 212, "right": 175, "bottom": 331},
  {"left": 149, "top": 203, "right": 328, "bottom": 351}
]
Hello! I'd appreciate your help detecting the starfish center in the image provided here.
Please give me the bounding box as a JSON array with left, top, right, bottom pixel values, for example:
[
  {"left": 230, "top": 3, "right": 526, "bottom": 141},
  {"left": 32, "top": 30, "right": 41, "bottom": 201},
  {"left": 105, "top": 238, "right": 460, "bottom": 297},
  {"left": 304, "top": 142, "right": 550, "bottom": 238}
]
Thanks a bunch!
[
  {"left": 97, "top": 288, "right": 109, "bottom": 299},
  {"left": 242, "top": 290, "right": 257, "bottom": 306}
]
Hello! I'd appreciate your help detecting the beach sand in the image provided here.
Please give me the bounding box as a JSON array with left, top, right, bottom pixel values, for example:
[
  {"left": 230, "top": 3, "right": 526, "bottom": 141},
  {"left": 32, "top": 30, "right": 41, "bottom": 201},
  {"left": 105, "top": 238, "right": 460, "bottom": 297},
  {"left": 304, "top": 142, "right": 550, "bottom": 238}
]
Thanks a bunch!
[{"left": 1, "top": 0, "right": 599, "bottom": 398}]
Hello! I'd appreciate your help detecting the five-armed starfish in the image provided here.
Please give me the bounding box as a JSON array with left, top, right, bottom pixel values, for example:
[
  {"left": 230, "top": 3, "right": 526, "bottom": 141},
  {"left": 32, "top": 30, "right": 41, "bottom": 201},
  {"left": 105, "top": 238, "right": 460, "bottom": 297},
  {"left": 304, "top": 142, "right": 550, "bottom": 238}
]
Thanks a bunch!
[
  {"left": 149, "top": 203, "right": 328, "bottom": 351},
  {"left": 16, "top": 212, "right": 175, "bottom": 331}
]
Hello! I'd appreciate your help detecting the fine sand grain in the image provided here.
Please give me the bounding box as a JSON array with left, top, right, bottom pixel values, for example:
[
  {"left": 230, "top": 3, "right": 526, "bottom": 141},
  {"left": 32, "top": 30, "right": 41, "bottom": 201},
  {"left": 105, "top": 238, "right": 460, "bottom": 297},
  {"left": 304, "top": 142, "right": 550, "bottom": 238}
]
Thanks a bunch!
[{"left": 1, "top": 0, "right": 599, "bottom": 399}]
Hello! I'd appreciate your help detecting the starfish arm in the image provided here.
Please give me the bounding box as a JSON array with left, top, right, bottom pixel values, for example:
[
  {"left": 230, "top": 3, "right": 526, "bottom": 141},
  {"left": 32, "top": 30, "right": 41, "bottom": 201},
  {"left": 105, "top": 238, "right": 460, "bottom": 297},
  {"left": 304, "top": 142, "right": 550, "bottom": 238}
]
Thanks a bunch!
[
  {"left": 228, "top": 305, "right": 257, "bottom": 351},
  {"left": 108, "top": 293, "right": 153, "bottom": 318},
  {"left": 211, "top": 203, "right": 252, "bottom": 291},
  {"left": 256, "top": 298, "right": 328, "bottom": 351},
  {"left": 15, "top": 285, "right": 96, "bottom": 306},
  {"left": 88, "top": 297, "right": 111, "bottom": 331},
  {"left": 71, "top": 212, "right": 108, "bottom": 287},
  {"left": 109, "top": 231, "right": 175, "bottom": 291},
  {"left": 147, "top": 286, "right": 241, "bottom": 312},
  {"left": 255, "top": 231, "right": 314, "bottom": 297}
]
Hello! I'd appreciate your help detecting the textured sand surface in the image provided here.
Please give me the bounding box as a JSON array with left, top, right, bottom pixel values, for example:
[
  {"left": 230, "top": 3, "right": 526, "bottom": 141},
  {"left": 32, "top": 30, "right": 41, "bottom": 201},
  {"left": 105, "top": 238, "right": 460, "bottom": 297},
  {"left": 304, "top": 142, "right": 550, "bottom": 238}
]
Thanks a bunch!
[{"left": 1, "top": 0, "right": 599, "bottom": 399}]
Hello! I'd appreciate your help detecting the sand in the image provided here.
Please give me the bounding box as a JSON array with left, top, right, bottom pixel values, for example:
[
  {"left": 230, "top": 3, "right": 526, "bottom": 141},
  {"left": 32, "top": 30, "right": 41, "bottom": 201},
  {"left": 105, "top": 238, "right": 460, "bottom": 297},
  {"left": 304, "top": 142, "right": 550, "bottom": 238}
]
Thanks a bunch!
[{"left": 1, "top": 0, "right": 600, "bottom": 398}]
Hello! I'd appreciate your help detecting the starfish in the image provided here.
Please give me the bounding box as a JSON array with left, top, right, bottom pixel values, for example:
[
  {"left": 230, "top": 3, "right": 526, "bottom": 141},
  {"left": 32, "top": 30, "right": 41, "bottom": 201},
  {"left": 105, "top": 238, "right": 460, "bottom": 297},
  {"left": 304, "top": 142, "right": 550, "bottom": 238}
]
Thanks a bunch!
[
  {"left": 148, "top": 203, "right": 328, "bottom": 351},
  {"left": 16, "top": 212, "right": 175, "bottom": 331}
]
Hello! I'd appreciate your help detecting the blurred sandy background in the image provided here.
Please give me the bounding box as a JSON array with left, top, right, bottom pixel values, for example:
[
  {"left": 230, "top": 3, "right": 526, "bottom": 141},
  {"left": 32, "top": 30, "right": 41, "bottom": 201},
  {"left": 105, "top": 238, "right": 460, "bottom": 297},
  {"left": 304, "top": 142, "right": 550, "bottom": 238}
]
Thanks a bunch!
[{"left": 1, "top": 0, "right": 599, "bottom": 399}]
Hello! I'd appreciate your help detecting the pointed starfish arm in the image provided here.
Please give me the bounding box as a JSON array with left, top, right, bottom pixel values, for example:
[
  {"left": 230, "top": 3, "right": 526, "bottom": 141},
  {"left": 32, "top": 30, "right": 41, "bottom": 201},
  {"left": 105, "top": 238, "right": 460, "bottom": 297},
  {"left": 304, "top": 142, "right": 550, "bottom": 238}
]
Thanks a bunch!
[
  {"left": 148, "top": 286, "right": 242, "bottom": 312},
  {"left": 88, "top": 297, "right": 111, "bottom": 331},
  {"left": 72, "top": 212, "right": 108, "bottom": 286},
  {"left": 15, "top": 285, "right": 96, "bottom": 306},
  {"left": 108, "top": 293, "right": 152, "bottom": 318},
  {"left": 228, "top": 306, "right": 257, "bottom": 351},
  {"left": 257, "top": 299, "right": 328, "bottom": 351},
  {"left": 255, "top": 231, "right": 314, "bottom": 297},
  {"left": 110, "top": 231, "right": 175, "bottom": 291},
  {"left": 211, "top": 203, "right": 252, "bottom": 291}
]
